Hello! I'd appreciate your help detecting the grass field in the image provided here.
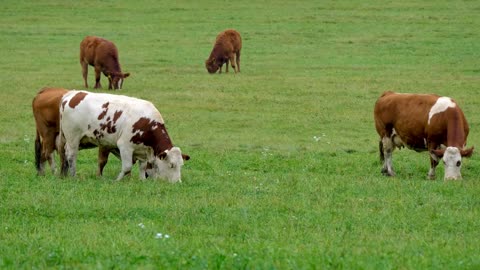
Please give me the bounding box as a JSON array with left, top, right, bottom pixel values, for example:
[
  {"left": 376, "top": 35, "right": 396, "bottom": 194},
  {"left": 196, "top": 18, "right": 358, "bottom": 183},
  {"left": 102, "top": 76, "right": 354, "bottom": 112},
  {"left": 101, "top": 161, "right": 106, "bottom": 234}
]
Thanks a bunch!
[{"left": 1, "top": 0, "right": 480, "bottom": 269}]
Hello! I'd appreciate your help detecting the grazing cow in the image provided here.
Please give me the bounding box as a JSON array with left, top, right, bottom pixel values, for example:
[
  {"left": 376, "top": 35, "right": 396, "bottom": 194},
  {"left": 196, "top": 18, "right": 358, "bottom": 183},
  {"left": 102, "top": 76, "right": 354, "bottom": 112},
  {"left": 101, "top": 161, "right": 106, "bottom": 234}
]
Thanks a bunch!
[
  {"left": 32, "top": 87, "right": 134, "bottom": 177},
  {"left": 374, "top": 91, "right": 473, "bottom": 180},
  {"left": 59, "top": 90, "right": 190, "bottom": 182},
  {"left": 32, "top": 87, "right": 68, "bottom": 175},
  {"left": 205, "top": 29, "right": 242, "bottom": 74},
  {"left": 80, "top": 36, "right": 130, "bottom": 90}
]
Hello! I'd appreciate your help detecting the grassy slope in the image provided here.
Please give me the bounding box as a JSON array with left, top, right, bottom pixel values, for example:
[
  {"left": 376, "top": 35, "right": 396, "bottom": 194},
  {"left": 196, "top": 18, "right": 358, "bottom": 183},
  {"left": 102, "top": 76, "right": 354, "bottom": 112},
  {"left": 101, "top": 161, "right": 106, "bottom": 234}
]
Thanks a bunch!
[{"left": 0, "top": 0, "right": 480, "bottom": 269}]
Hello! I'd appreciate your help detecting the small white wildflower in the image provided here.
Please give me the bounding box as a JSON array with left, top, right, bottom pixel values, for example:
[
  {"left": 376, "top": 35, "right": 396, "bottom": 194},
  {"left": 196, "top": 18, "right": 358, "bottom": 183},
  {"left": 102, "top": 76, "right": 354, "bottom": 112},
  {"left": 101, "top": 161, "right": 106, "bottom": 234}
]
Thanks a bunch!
[
  {"left": 313, "top": 136, "right": 320, "bottom": 142},
  {"left": 138, "top": 223, "right": 145, "bottom": 229},
  {"left": 155, "top": 233, "right": 163, "bottom": 239},
  {"left": 164, "top": 234, "right": 170, "bottom": 239}
]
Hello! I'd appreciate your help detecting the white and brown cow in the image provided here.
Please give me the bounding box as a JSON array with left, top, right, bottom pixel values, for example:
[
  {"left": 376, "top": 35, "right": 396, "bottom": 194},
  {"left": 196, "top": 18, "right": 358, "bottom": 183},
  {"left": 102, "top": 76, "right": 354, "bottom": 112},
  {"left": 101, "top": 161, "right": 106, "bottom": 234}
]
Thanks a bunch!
[
  {"left": 32, "top": 87, "right": 148, "bottom": 177},
  {"left": 374, "top": 91, "right": 473, "bottom": 180},
  {"left": 59, "top": 90, "right": 189, "bottom": 182}
]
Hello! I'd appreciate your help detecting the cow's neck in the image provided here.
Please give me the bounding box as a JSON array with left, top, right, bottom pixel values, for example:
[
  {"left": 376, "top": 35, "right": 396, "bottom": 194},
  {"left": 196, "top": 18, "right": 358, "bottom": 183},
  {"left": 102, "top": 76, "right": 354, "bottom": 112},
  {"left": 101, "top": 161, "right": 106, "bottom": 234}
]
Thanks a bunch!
[
  {"left": 152, "top": 124, "right": 174, "bottom": 156},
  {"left": 446, "top": 109, "right": 466, "bottom": 148},
  {"left": 105, "top": 57, "right": 122, "bottom": 75}
]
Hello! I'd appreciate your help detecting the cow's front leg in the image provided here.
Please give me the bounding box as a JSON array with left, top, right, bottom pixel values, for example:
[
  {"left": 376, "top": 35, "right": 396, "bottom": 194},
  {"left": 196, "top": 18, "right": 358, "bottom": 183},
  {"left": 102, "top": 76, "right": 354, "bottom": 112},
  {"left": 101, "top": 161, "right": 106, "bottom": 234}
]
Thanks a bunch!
[
  {"left": 94, "top": 66, "right": 102, "bottom": 89},
  {"left": 428, "top": 152, "right": 439, "bottom": 180},
  {"left": 381, "top": 136, "right": 395, "bottom": 176},
  {"left": 116, "top": 147, "right": 133, "bottom": 181},
  {"left": 138, "top": 160, "right": 148, "bottom": 180}
]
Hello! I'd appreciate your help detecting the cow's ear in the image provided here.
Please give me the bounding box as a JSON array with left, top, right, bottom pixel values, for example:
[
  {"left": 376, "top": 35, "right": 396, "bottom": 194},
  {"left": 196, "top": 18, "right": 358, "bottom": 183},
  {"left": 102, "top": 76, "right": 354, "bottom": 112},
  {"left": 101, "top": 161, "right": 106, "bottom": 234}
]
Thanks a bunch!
[
  {"left": 461, "top": 146, "right": 474, "bottom": 158},
  {"left": 158, "top": 151, "right": 168, "bottom": 160},
  {"left": 123, "top": 73, "right": 130, "bottom": 78},
  {"left": 431, "top": 149, "right": 445, "bottom": 158},
  {"left": 182, "top": 154, "right": 190, "bottom": 161}
]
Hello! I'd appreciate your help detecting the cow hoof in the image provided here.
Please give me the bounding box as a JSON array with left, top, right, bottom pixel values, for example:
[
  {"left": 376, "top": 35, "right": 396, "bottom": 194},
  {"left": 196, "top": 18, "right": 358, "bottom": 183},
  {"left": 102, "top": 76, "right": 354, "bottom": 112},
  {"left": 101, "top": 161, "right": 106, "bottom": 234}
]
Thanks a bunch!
[{"left": 381, "top": 169, "right": 395, "bottom": 177}]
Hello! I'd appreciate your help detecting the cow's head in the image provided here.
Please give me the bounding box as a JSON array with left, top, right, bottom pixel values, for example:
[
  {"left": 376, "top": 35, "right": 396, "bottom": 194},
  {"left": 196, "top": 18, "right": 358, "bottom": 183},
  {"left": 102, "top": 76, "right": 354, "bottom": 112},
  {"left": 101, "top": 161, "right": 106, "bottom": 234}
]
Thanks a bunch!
[
  {"left": 432, "top": 146, "right": 474, "bottom": 180},
  {"left": 153, "top": 147, "right": 190, "bottom": 183},
  {"left": 108, "top": 72, "right": 130, "bottom": 90},
  {"left": 205, "top": 58, "right": 219, "bottom": 74}
]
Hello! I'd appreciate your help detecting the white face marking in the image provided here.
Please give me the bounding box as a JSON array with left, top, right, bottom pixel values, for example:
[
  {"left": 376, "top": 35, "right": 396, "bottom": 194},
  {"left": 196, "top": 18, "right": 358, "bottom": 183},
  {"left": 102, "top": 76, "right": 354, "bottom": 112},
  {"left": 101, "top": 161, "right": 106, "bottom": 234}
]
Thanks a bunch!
[
  {"left": 428, "top": 97, "right": 456, "bottom": 124},
  {"left": 443, "top": 147, "right": 462, "bottom": 180},
  {"left": 117, "top": 79, "right": 123, "bottom": 89},
  {"left": 153, "top": 147, "right": 185, "bottom": 183}
]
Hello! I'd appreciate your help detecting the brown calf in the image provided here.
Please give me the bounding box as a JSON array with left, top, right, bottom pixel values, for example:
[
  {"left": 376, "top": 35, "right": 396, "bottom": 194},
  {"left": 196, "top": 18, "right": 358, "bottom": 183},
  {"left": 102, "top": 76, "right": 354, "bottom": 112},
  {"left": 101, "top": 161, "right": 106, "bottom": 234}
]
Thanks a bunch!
[
  {"left": 80, "top": 36, "right": 130, "bottom": 90},
  {"left": 205, "top": 29, "right": 242, "bottom": 74}
]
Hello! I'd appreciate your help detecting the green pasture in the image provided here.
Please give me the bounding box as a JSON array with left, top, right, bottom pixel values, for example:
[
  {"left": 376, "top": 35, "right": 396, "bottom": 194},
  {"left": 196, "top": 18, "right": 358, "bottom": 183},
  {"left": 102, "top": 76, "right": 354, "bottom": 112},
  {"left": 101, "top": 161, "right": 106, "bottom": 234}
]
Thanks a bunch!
[{"left": 1, "top": 0, "right": 480, "bottom": 268}]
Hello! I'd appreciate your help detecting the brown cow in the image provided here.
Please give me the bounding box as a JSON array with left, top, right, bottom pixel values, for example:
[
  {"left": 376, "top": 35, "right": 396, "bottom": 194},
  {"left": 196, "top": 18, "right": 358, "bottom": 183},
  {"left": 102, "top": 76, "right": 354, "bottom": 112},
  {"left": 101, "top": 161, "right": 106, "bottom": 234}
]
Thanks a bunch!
[
  {"left": 32, "top": 87, "right": 134, "bottom": 177},
  {"left": 374, "top": 91, "right": 473, "bottom": 180},
  {"left": 205, "top": 29, "right": 242, "bottom": 74},
  {"left": 32, "top": 87, "right": 68, "bottom": 175},
  {"left": 80, "top": 36, "right": 130, "bottom": 90}
]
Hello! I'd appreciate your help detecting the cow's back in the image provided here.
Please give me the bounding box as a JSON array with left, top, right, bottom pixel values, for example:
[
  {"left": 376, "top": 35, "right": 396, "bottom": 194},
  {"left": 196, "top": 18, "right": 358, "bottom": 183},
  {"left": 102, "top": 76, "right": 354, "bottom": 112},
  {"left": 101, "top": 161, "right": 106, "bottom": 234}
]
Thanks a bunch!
[
  {"left": 216, "top": 29, "right": 242, "bottom": 53},
  {"left": 80, "top": 36, "right": 117, "bottom": 66},
  {"left": 374, "top": 91, "right": 440, "bottom": 148},
  {"left": 33, "top": 87, "right": 68, "bottom": 129},
  {"left": 61, "top": 91, "right": 162, "bottom": 145}
]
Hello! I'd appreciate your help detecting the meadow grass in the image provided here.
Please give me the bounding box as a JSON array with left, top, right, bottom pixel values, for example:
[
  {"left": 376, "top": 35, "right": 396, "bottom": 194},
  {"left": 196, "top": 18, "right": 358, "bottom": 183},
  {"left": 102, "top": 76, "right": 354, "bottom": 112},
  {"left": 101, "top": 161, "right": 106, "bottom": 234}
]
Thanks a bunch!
[{"left": 1, "top": 0, "right": 480, "bottom": 269}]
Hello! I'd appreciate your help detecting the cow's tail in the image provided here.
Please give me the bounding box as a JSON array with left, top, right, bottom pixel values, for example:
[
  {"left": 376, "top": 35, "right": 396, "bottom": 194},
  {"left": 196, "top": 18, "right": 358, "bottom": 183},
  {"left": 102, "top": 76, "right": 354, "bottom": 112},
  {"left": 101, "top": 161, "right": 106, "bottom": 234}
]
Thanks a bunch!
[{"left": 34, "top": 129, "right": 42, "bottom": 173}]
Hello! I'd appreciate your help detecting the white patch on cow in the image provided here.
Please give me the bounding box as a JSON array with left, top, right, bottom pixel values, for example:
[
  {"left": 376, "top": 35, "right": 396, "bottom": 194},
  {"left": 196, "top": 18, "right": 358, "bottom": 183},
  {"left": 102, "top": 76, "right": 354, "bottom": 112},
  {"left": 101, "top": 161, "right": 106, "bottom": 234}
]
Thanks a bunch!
[
  {"left": 428, "top": 97, "right": 456, "bottom": 125},
  {"left": 133, "top": 130, "right": 144, "bottom": 137},
  {"left": 391, "top": 128, "right": 405, "bottom": 148},
  {"left": 443, "top": 146, "right": 462, "bottom": 180}
]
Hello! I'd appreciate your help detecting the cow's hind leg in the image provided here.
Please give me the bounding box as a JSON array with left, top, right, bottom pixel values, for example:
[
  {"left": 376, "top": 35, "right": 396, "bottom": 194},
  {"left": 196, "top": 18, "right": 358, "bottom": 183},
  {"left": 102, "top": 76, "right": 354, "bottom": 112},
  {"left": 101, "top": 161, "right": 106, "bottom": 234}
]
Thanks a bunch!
[
  {"left": 64, "top": 141, "right": 80, "bottom": 177},
  {"left": 81, "top": 60, "right": 89, "bottom": 88},
  {"left": 229, "top": 53, "right": 237, "bottom": 73},
  {"left": 97, "top": 147, "right": 110, "bottom": 176},
  {"left": 43, "top": 130, "right": 57, "bottom": 174},
  {"left": 57, "top": 134, "right": 68, "bottom": 177},
  {"left": 35, "top": 131, "right": 45, "bottom": 176},
  {"left": 236, "top": 50, "right": 241, "bottom": 72},
  {"left": 94, "top": 66, "right": 102, "bottom": 89},
  {"left": 381, "top": 136, "right": 395, "bottom": 176}
]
